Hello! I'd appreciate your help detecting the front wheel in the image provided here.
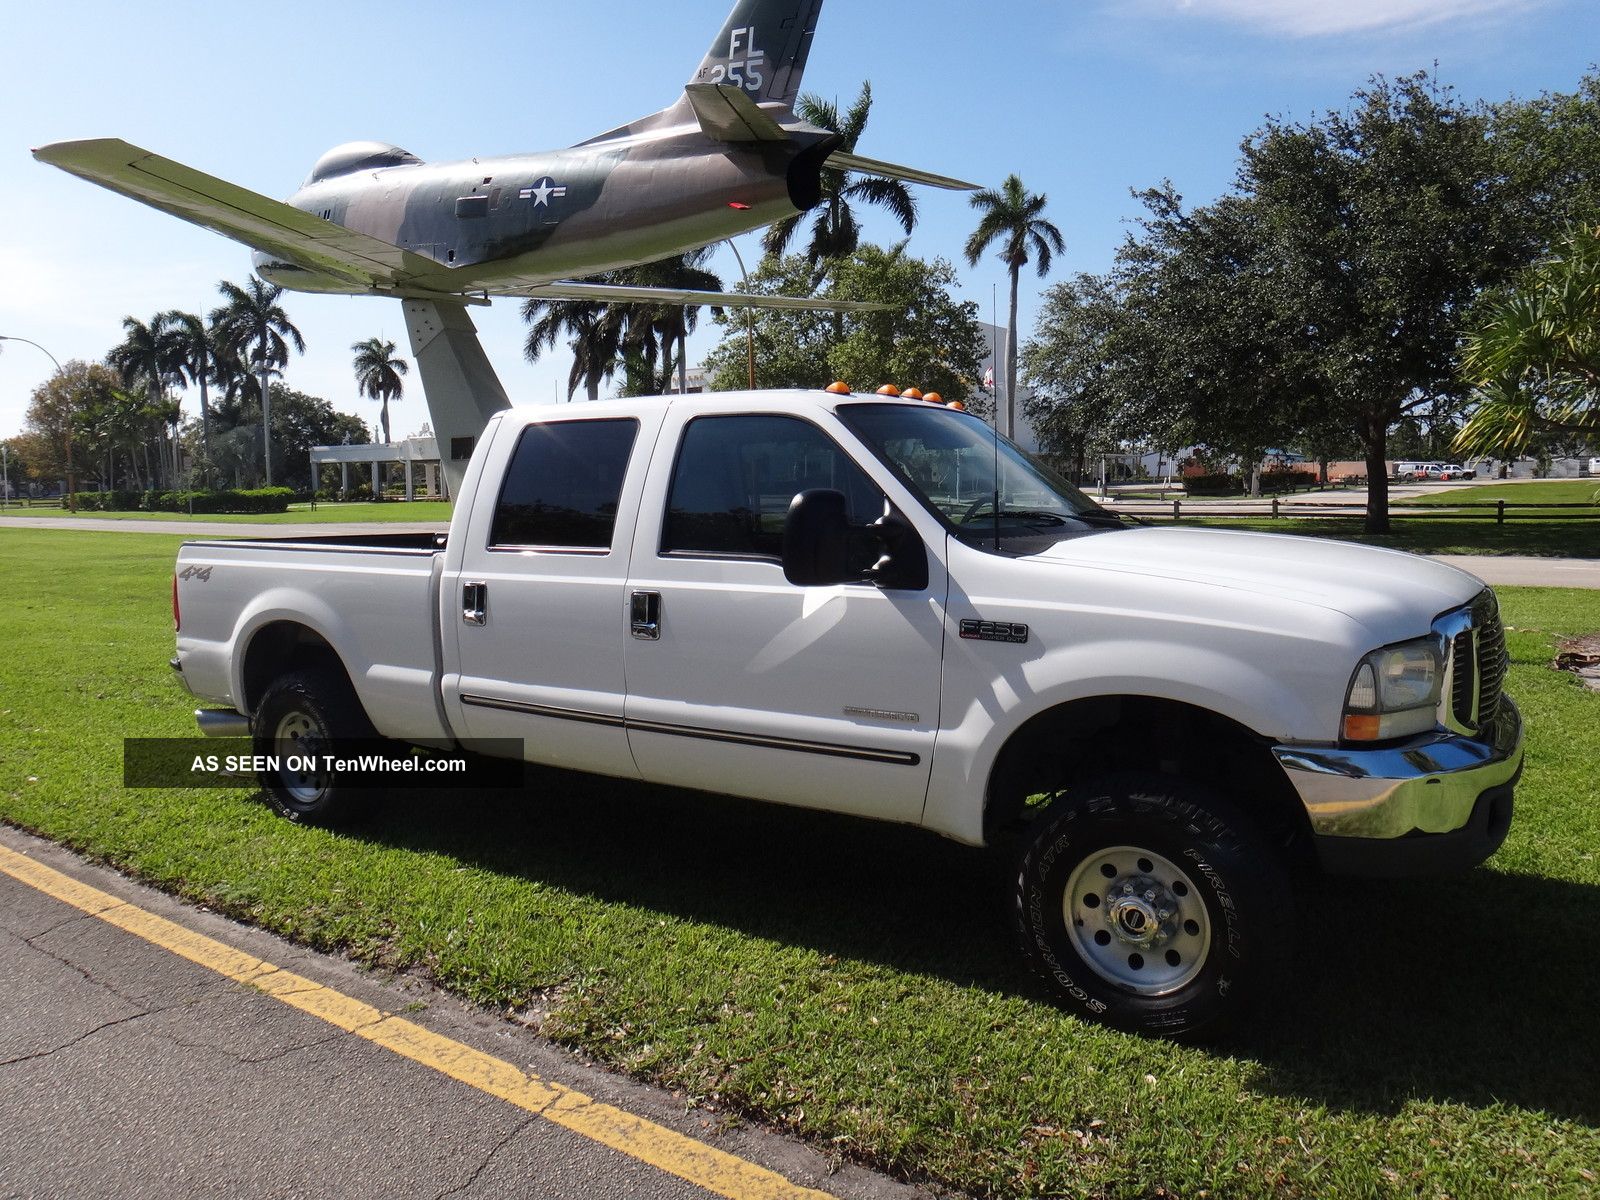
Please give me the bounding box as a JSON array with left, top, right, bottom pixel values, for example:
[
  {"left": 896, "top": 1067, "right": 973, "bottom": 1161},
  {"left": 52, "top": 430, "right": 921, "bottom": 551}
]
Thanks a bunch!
[{"left": 1013, "top": 772, "right": 1292, "bottom": 1038}]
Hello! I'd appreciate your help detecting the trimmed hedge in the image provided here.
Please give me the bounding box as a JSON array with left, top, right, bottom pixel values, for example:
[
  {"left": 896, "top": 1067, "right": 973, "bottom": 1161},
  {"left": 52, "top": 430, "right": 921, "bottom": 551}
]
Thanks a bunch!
[
  {"left": 1259, "top": 468, "right": 1320, "bottom": 494},
  {"left": 68, "top": 491, "right": 142, "bottom": 511},
  {"left": 147, "top": 488, "right": 294, "bottom": 514},
  {"left": 1182, "top": 473, "right": 1242, "bottom": 496}
]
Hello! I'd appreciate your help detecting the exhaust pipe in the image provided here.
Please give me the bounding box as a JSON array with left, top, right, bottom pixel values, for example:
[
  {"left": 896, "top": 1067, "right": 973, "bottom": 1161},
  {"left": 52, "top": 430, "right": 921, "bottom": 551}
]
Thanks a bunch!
[{"left": 195, "top": 709, "right": 251, "bottom": 738}]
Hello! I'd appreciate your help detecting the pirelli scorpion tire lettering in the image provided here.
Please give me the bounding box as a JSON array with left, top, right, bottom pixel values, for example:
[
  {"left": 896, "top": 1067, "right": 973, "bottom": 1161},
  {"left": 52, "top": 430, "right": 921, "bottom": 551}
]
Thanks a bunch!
[
  {"left": 251, "top": 668, "right": 376, "bottom": 826},
  {"left": 1013, "top": 772, "right": 1293, "bottom": 1038}
]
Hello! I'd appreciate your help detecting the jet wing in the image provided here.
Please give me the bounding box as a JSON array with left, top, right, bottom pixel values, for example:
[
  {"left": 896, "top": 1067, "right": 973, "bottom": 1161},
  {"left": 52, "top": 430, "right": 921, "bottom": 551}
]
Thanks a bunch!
[
  {"left": 825, "top": 151, "right": 979, "bottom": 191},
  {"left": 504, "top": 280, "right": 889, "bottom": 312},
  {"left": 32, "top": 138, "right": 441, "bottom": 290}
]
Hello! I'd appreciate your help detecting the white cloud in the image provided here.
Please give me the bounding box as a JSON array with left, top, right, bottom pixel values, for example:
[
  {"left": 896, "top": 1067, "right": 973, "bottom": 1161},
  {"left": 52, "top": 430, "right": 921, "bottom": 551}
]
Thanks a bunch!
[{"left": 1165, "top": 0, "right": 1544, "bottom": 37}]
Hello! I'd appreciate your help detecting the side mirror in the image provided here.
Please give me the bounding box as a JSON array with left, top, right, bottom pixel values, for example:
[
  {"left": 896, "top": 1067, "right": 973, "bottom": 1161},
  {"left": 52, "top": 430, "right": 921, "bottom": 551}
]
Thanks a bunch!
[
  {"left": 783, "top": 489, "right": 930, "bottom": 591},
  {"left": 783, "top": 489, "right": 854, "bottom": 586},
  {"left": 866, "top": 512, "right": 929, "bottom": 591}
]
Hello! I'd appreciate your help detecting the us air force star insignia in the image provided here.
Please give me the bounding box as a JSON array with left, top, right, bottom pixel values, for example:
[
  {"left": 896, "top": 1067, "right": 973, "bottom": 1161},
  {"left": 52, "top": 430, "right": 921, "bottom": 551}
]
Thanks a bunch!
[{"left": 520, "top": 177, "right": 568, "bottom": 207}]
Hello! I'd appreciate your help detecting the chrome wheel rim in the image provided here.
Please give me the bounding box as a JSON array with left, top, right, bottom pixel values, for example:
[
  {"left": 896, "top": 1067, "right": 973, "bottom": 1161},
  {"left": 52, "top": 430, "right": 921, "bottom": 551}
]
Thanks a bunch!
[
  {"left": 273, "top": 711, "right": 329, "bottom": 804},
  {"left": 1063, "top": 845, "right": 1211, "bottom": 996}
]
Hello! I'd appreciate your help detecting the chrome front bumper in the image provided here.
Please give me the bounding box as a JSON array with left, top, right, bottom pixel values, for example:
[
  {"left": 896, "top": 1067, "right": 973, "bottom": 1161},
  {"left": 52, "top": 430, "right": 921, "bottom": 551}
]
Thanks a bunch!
[{"left": 1273, "top": 697, "right": 1524, "bottom": 875}]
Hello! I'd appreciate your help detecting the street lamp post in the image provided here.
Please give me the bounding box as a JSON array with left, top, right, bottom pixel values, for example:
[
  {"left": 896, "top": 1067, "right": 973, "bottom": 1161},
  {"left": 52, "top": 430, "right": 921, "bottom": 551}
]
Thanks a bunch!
[
  {"left": 0, "top": 334, "right": 72, "bottom": 512},
  {"left": 725, "top": 239, "right": 757, "bottom": 390}
]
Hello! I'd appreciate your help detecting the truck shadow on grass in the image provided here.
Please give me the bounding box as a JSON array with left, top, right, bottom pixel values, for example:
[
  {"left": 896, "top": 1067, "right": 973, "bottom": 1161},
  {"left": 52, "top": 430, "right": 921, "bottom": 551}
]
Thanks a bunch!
[{"left": 349, "top": 768, "right": 1600, "bottom": 1127}]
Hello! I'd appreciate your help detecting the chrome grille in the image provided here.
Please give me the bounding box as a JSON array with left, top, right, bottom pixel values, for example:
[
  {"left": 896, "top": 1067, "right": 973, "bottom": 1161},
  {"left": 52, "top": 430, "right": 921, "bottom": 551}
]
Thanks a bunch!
[
  {"left": 1451, "top": 630, "right": 1475, "bottom": 725},
  {"left": 1442, "top": 590, "right": 1506, "bottom": 734},
  {"left": 1475, "top": 595, "right": 1507, "bottom": 726}
]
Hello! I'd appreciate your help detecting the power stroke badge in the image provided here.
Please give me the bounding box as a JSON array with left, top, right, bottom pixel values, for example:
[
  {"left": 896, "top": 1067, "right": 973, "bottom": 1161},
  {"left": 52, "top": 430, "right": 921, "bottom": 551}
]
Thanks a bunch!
[{"left": 960, "top": 618, "right": 1030, "bottom": 644}]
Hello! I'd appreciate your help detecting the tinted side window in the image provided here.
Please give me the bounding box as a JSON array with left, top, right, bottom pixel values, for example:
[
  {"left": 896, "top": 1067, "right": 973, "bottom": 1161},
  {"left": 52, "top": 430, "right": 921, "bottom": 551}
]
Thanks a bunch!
[
  {"left": 662, "top": 414, "right": 882, "bottom": 558},
  {"left": 490, "top": 419, "right": 638, "bottom": 549}
]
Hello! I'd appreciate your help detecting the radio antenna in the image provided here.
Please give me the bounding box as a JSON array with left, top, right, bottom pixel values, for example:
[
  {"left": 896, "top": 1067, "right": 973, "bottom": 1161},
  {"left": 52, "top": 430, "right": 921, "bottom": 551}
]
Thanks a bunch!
[{"left": 992, "top": 284, "right": 1001, "bottom": 552}]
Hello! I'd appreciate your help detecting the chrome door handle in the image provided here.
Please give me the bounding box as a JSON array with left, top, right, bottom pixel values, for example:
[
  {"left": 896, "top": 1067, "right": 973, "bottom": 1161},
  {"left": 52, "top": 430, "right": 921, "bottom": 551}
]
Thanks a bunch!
[
  {"left": 630, "top": 591, "right": 661, "bottom": 640},
  {"left": 463, "top": 581, "right": 488, "bottom": 626}
]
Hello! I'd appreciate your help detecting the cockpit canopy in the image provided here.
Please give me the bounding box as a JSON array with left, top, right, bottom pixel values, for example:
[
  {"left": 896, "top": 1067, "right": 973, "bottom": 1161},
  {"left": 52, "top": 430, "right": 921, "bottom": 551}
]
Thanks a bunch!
[{"left": 304, "top": 141, "right": 422, "bottom": 187}]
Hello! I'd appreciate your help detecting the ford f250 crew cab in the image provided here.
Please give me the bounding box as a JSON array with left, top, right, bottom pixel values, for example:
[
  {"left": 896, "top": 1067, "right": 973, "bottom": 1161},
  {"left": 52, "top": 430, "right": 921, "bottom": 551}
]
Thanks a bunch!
[{"left": 171, "top": 389, "right": 1524, "bottom": 1036}]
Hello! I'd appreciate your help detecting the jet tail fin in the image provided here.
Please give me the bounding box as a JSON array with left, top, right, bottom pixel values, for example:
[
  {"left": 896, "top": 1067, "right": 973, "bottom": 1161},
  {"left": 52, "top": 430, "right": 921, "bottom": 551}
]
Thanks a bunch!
[{"left": 689, "top": 0, "right": 823, "bottom": 112}]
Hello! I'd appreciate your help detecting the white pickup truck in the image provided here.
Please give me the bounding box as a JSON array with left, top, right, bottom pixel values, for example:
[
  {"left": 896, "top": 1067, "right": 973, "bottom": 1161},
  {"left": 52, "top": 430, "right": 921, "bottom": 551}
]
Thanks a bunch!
[{"left": 171, "top": 389, "right": 1523, "bottom": 1036}]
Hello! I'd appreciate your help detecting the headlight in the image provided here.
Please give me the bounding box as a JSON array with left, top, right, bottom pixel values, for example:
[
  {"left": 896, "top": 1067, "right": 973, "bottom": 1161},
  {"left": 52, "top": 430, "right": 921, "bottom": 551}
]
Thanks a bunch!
[{"left": 1342, "top": 637, "right": 1443, "bottom": 741}]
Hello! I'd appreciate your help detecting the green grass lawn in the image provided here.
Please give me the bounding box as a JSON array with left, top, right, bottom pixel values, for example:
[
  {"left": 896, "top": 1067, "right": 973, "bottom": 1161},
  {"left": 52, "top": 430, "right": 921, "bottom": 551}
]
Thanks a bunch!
[
  {"left": 1, "top": 526, "right": 1598, "bottom": 1197},
  {"left": 0, "top": 500, "right": 453, "bottom": 524},
  {"left": 1406, "top": 480, "right": 1600, "bottom": 508},
  {"left": 1184, "top": 516, "right": 1600, "bottom": 557}
]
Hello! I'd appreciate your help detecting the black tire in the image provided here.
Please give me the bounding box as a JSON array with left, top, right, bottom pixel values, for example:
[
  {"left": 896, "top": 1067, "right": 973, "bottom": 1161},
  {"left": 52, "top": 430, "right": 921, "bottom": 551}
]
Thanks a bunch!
[
  {"left": 1013, "top": 772, "right": 1292, "bottom": 1038},
  {"left": 251, "top": 667, "right": 375, "bottom": 825}
]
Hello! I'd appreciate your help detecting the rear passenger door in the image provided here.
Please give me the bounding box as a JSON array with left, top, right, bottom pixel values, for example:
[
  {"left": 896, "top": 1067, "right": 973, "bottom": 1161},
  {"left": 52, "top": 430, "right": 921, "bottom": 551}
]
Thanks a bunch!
[
  {"left": 444, "top": 414, "right": 658, "bottom": 779},
  {"left": 622, "top": 410, "right": 947, "bottom": 823}
]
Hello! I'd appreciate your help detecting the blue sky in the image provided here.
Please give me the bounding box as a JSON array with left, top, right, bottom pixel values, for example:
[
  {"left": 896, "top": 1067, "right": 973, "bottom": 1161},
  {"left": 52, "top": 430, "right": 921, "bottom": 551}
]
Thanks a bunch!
[{"left": 0, "top": 0, "right": 1593, "bottom": 441}]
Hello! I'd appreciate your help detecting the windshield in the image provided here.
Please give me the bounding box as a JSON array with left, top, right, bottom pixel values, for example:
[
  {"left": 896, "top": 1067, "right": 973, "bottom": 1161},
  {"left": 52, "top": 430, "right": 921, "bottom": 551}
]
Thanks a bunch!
[{"left": 837, "top": 403, "right": 1127, "bottom": 554}]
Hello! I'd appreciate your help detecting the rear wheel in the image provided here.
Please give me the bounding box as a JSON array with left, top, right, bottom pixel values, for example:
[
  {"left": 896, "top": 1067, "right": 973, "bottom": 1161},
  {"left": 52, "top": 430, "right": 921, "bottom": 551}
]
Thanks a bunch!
[
  {"left": 252, "top": 668, "right": 374, "bottom": 825},
  {"left": 1013, "top": 772, "right": 1292, "bottom": 1038}
]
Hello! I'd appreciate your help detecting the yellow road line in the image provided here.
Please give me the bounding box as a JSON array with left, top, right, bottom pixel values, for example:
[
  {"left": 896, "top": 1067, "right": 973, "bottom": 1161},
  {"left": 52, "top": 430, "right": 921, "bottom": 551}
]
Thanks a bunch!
[{"left": 0, "top": 843, "right": 837, "bottom": 1200}]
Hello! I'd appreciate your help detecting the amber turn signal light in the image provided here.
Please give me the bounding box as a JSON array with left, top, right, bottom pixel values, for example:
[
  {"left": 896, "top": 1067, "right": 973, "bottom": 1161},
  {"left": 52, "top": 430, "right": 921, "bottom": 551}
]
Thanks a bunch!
[{"left": 1342, "top": 714, "right": 1382, "bottom": 741}]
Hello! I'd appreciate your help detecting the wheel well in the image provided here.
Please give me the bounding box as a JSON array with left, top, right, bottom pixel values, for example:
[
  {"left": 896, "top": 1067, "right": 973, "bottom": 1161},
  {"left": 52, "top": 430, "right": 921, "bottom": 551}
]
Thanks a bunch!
[
  {"left": 240, "top": 622, "right": 354, "bottom": 717},
  {"left": 983, "top": 695, "right": 1313, "bottom": 862}
]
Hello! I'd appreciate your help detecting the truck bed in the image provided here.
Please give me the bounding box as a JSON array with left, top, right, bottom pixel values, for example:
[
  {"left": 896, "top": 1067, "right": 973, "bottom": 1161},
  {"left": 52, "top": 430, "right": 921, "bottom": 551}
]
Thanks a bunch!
[{"left": 174, "top": 534, "right": 450, "bottom": 741}]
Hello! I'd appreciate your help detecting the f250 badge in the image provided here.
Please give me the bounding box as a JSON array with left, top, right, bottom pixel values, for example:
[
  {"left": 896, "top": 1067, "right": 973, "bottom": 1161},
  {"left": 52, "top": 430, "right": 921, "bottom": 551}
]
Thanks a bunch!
[{"left": 960, "top": 618, "right": 1029, "bottom": 644}]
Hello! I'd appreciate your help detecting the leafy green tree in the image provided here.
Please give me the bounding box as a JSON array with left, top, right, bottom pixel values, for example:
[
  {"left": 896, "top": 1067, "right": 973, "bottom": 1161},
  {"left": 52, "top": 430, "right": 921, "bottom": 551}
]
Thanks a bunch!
[
  {"left": 351, "top": 337, "right": 409, "bottom": 444},
  {"left": 704, "top": 247, "right": 986, "bottom": 404},
  {"left": 1491, "top": 70, "right": 1600, "bottom": 245},
  {"left": 702, "top": 257, "right": 834, "bottom": 391},
  {"left": 203, "top": 383, "right": 369, "bottom": 492},
  {"left": 1022, "top": 272, "right": 1155, "bottom": 481},
  {"left": 827, "top": 246, "right": 988, "bottom": 404},
  {"left": 964, "top": 174, "right": 1065, "bottom": 439},
  {"left": 17, "top": 361, "right": 120, "bottom": 491},
  {"left": 1238, "top": 73, "right": 1520, "bottom": 529},
  {"left": 761, "top": 83, "right": 917, "bottom": 265},
  {"left": 210, "top": 277, "right": 306, "bottom": 485},
  {"left": 1455, "top": 224, "right": 1600, "bottom": 457}
]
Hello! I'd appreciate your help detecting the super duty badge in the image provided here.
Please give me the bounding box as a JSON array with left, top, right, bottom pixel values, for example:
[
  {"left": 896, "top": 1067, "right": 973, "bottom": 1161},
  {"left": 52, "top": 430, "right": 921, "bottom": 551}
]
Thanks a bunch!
[{"left": 960, "top": 618, "right": 1029, "bottom": 644}]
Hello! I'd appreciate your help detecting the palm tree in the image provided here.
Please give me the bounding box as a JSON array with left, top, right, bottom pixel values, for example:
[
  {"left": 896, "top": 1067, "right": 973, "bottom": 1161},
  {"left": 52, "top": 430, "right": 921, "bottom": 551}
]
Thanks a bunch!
[
  {"left": 522, "top": 293, "right": 626, "bottom": 401},
  {"left": 614, "top": 248, "right": 724, "bottom": 394},
  {"left": 106, "top": 314, "right": 184, "bottom": 488},
  {"left": 210, "top": 277, "right": 305, "bottom": 486},
  {"left": 761, "top": 83, "right": 917, "bottom": 266},
  {"left": 1455, "top": 223, "right": 1600, "bottom": 459},
  {"left": 964, "top": 174, "right": 1066, "bottom": 439},
  {"left": 351, "top": 337, "right": 409, "bottom": 445},
  {"left": 161, "top": 310, "right": 221, "bottom": 479}
]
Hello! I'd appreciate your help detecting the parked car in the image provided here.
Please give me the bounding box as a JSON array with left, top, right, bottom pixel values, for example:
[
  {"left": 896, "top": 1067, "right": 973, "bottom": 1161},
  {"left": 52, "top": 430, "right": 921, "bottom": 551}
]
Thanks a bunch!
[
  {"left": 1426, "top": 463, "right": 1475, "bottom": 481},
  {"left": 171, "top": 389, "right": 1523, "bottom": 1037}
]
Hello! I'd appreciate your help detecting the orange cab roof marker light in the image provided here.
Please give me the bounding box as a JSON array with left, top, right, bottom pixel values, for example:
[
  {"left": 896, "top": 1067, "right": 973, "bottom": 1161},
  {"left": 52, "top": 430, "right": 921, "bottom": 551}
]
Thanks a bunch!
[
  {"left": 876, "top": 384, "right": 901, "bottom": 396},
  {"left": 824, "top": 381, "right": 851, "bottom": 395}
]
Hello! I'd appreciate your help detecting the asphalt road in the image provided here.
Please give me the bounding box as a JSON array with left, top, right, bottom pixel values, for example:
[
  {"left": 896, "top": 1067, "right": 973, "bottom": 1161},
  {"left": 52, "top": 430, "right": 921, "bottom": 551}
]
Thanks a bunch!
[{"left": 0, "top": 826, "right": 923, "bottom": 1200}]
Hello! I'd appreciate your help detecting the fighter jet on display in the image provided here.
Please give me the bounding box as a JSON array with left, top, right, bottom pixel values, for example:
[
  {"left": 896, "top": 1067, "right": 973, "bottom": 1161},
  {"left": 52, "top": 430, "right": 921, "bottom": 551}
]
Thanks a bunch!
[
  {"left": 35, "top": 0, "right": 972, "bottom": 312},
  {"left": 33, "top": 0, "right": 977, "bottom": 485}
]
